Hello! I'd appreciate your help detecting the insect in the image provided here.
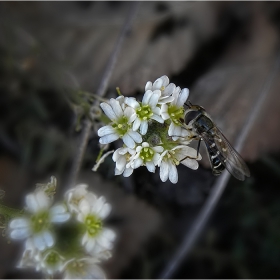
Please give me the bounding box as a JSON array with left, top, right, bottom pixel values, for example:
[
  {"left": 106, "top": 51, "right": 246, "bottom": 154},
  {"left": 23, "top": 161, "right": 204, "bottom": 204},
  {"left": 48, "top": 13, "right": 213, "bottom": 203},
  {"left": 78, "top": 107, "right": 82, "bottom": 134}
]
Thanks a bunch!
[{"left": 182, "top": 101, "right": 250, "bottom": 181}]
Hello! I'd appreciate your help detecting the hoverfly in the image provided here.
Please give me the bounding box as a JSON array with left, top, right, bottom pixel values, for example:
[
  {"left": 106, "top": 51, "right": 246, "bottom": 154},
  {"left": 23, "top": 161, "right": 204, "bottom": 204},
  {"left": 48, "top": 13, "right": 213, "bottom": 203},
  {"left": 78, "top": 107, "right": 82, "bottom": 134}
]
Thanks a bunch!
[{"left": 182, "top": 101, "right": 250, "bottom": 181}]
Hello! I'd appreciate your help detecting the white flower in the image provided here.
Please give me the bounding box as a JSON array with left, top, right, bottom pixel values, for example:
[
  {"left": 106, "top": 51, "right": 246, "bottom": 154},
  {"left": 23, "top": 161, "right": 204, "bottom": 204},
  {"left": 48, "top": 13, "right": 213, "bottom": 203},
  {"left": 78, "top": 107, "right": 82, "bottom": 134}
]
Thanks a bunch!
[
  {"left": 130, "top": 142, "right": 164, "bottom": 173},
  {"left": 145, "top": 75, "right": 175, "bottom": 103},
  {"left": 125, "top": 90, "right": 164, "bottom": 135},
  {"left": 98, "top": 98, "right": 142, "bottom": 148},
  {"left": 63, "top": 257, "right": 106, "bottom": 279},
  {"left": 17, "top": 239, "right": 40, "bottom": 270},
  {"left": 9, "top": 190, "right": 70, "bottom": 251},
  {"left": 76, "top": 196, "right": 116, "bottom": 256},
  {"left": 158, "top": 145, "right": 201, "bottom": 184},
  {"left": 35, "top": 250, "right": 65, "bottom": 276},
  {"left": 65, "top": 184, "right": 96, "bottom": 214},
  {"left": 112, "top": 147, "right": 136, "bottom": 177},
  {"left": 160, "top": 87, "right": 189, "bottom": 140}
]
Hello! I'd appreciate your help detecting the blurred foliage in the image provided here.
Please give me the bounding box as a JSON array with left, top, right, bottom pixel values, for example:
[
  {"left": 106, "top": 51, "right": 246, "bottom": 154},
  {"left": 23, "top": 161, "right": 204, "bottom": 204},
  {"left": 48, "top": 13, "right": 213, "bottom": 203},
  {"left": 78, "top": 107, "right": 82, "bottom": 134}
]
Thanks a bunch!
[{"left": 0, "top": 45, "right": 103, "bottom": 177}]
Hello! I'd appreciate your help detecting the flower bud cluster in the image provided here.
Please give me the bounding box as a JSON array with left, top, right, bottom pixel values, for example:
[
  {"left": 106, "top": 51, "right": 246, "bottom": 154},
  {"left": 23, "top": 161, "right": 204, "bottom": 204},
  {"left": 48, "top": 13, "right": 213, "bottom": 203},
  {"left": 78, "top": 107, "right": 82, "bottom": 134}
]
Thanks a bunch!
[
  {"left": 97, "top": 75, "right": 202, "bottom": 184},
  {"left": 8, "top": 177, "right": 114, "bottom": 279}
]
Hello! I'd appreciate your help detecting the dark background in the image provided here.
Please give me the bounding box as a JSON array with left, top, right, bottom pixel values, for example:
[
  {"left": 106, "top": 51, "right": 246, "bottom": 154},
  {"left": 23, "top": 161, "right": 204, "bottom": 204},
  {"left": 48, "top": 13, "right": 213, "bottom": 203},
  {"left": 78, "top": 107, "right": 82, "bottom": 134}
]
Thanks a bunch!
[{"left": 1, "top": 1, "right": 280, "bottom": 278}]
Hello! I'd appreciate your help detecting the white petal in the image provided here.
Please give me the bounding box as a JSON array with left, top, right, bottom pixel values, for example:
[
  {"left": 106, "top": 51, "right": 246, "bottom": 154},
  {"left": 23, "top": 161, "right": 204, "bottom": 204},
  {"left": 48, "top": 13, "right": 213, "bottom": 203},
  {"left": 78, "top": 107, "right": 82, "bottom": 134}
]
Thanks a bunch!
[
  {"left": 146, "top": 161, "right": 155, "bottom": 173},
  {"left": 97, "top": 125, "right": 115, "bottom": 137},
  {"left": 153, "top": 77, "right": 163, "bottom": 90},
  {"left": 161, "top": 112, "right": 170, "bottom": 120},
  {"left": 92, "top": 196, "right": 106, "bottom": 214},
  {"left": 160, "top": 103, "right": 168, "bottom": 113},
  {"left": 33, "top": 233, "right": 46, "bottom": 251},
  {"left": 36, "top": 191, "right": 50, "bottom": 209},
  {"left": 177, "top": 88, "right": 189, "bottom": 106},
  {"left": 9, "top": 218, "right": 29, "bottom": 229},
  {"left": 122, "top": 134, "right": 135, "bottom": 149},
  {"left": 145, "top": 81, "right": 152, "bottom": 91},
  {"left": 109, "top": 98, "right": 123, "bottom": 118},
  {"left": 175, "top": 146, "right": 198, "bottom": 160},
  {"left": 152, "top": 153, "right": 161, "bottom": 165},
  {"left": 181, "top": 158, "right": 199, "bottom": 170},
  {"left": 132, "top": 118, "right": 141, "bottom": 131},
  {"left": 52, "top": 212, "right": 70, "bottom": 223},
  {"left": 112, "top": 149, "right": 122, "bottom": 162},
  {"left": 116, "top": 95, "right": 125, "bottom": 105},
  {"left": 82, "top": 233, "right": 88, "bottom": 245},
  {"left": 163, "top": 83, "right": 175, "bottom": 96},
  {"left": 115, "top": 156, "right": 126, "bottom": 171},
  {"left": 50, "top": 205, "right": 70, "bottom": 223},
  {"left": 149, "top": 90, "right": 161, "bottom": 107},
  {"left": 161, "top": 75, "right": 169, "bottom": 87},
  {"left": 25, "top": 193, "right": 40, "bottom": 213},
  {"left": 151, "top": 114, "right": 164, "bottom": 123},
  {"left": 79, "top": 199, "right": 91, "bottom": 215},
  {"left": 168, "top": 122, "right": 175, "bottom": 136},
  {"left": 153, "top": 146, "right": 164, "bottom": 153},
  {"left": 169, "top": 163, "right": 178, "bottom": 184},
  {"left": 124, "top": 107, "right": 135, "bottom": 121},
  {"left": 173, "top": 124, "right": 181, "bottom": 138},
  {"left": 97, "top": 235, "right": 112, "bottom": 249},
  {"left": 43, "top": 230, "right": 54, "bottom": 247},
  {"left": 159, "top": 96, "right": 174, "bottom": 104},
  {"left": 123, "top": 167, "right": 133, "bottom": 177},
  {"left": 100, "top": 102, "right": 117, "bottom": 120},
  {"left": 133, "top": 157, "right": 143, "bottom": 169},
  {"left": 125, "top": 97, "right": 139, "bottom": 108},
  {"left": 87, "top": 264, "right": 107, "bottom": 279},
  {"left": 128, "top": 131, "right": 142, "bottom": 143},
  {"left": 140, "top": 121, "right": 148, "bottom": 135},
  {"left": 160, "top": 161, "right": 169, "bottom": 182},
  {"left": 99, "top": 133, "right": 119, "bottom": 145},
  {"left": 153, "top": 106, "right": 161, "bottom": 115},
  {"left": 128, "top": 112, "right": 137, "bottom": 123},
  {"left": 103, "top": 228, "right": 116, "bottom": 241},
  {"left": 115, "top": 167, "right": 123, "bottom": 175},
  {"left": 171, "top": 87, "right": 180, "bottom": 105},
  {"left": 99, "top": 203, "right": 111, "bottom": 219},
  {"left": 142, "top": 90, "right": 153, "bottom": 105},
  {"left": 10, "top": 228, "right": 31, "bottom": 240},
  {"left": 85, "top": 238, "right": 96, "bottom": 252}
]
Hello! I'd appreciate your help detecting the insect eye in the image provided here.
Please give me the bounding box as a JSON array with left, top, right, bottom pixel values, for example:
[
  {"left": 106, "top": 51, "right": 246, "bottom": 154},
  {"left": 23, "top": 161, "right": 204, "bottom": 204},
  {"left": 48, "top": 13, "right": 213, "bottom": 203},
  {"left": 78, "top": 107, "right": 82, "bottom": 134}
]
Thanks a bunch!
[{"left": 184, "top": 111, "right": 200, "bottom": 125}]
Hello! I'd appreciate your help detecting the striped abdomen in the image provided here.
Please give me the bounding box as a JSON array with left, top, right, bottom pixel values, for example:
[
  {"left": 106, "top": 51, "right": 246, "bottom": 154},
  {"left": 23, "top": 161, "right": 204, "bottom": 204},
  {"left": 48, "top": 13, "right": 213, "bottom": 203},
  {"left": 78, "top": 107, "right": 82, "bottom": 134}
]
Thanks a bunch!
[{"left": 206, "top": 141, "right": 225, "bottom": 176}]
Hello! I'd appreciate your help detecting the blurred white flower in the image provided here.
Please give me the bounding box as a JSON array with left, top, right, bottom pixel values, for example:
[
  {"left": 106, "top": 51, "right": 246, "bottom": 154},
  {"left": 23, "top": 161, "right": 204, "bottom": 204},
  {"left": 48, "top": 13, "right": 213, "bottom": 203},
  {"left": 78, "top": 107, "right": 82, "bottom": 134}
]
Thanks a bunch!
[
  {"left": 161, "top": 87, "right": 189, "bottom": 140},
  {"left": 63, "top": 257, "right": 106, "bottom": 279},
  {"left": 145, "top": 75, "right": 175, "bottom": 103},
  {"left": 76, "top": 196, "right": 116, "bottom": 256},
  {"left": 9, "top": 190, "right": 70, "bottom": 252},
  {"left": 159, "top": 145, "right": 201, "bottom": 184},
  {"left": 130, "top": 142, "right": 164, "bottom": 173},
  {"left": 98, "top": 98, "right": 142, "bottom": 148},
  {"left": 65, "top": 184, "right": 96, "bottom": 214},
  {"left": 125, "top": 90, "right": 163, "bottom": 135},
  {"left": 112, "top": 147, "right": 136, "bottom": 177},
  {"left": 36, "top": 249, "right": 65, "bottom": 276},
  {"left": 17, "top": 239, "right": 40, "bottom": 271}
]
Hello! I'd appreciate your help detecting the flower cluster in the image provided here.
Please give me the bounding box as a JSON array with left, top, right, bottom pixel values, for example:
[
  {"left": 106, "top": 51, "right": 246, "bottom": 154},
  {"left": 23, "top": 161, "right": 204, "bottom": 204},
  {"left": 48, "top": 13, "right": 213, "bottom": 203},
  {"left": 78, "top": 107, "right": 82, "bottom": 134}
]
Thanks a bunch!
[
  {"left": 8, "top": 177, "right": 115, "bottom": 279},
  {"left": 97, "top": 75, "right": 201, "bottom": 184}
]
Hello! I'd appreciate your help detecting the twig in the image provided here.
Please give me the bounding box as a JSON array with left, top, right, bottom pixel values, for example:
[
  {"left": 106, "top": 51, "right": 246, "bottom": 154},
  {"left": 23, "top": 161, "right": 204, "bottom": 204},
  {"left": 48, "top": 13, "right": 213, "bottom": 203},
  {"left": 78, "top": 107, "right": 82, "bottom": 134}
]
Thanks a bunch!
[
  {"left": 159, "top": 52, "right": 280, "bottom": 279},
  {"left": 66, "top": 2, "right": 140, "bottom": 188}
]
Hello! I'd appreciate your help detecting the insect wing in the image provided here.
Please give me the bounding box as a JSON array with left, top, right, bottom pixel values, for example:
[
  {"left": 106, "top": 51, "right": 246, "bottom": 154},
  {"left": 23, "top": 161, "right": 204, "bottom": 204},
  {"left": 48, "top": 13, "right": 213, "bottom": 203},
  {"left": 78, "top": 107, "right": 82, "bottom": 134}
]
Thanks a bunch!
[{"left": 212, "top": 126, "right": 250, "bottom": 181}]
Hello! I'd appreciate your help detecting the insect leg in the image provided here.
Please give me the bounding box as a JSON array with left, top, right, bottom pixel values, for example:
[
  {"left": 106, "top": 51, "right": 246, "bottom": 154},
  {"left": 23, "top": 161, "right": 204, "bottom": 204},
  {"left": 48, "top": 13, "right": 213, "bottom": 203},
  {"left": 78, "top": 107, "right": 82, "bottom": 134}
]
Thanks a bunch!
[{"left": 197, "top": 138, "right": 202, "bottom": 157}]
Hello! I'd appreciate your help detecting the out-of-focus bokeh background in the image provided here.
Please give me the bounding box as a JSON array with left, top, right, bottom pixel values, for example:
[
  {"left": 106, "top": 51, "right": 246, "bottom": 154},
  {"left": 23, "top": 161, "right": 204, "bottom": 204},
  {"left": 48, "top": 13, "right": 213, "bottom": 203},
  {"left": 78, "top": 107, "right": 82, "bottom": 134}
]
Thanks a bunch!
[{"left": 1, "top": 1, "right": 280, "bottom": 278}]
